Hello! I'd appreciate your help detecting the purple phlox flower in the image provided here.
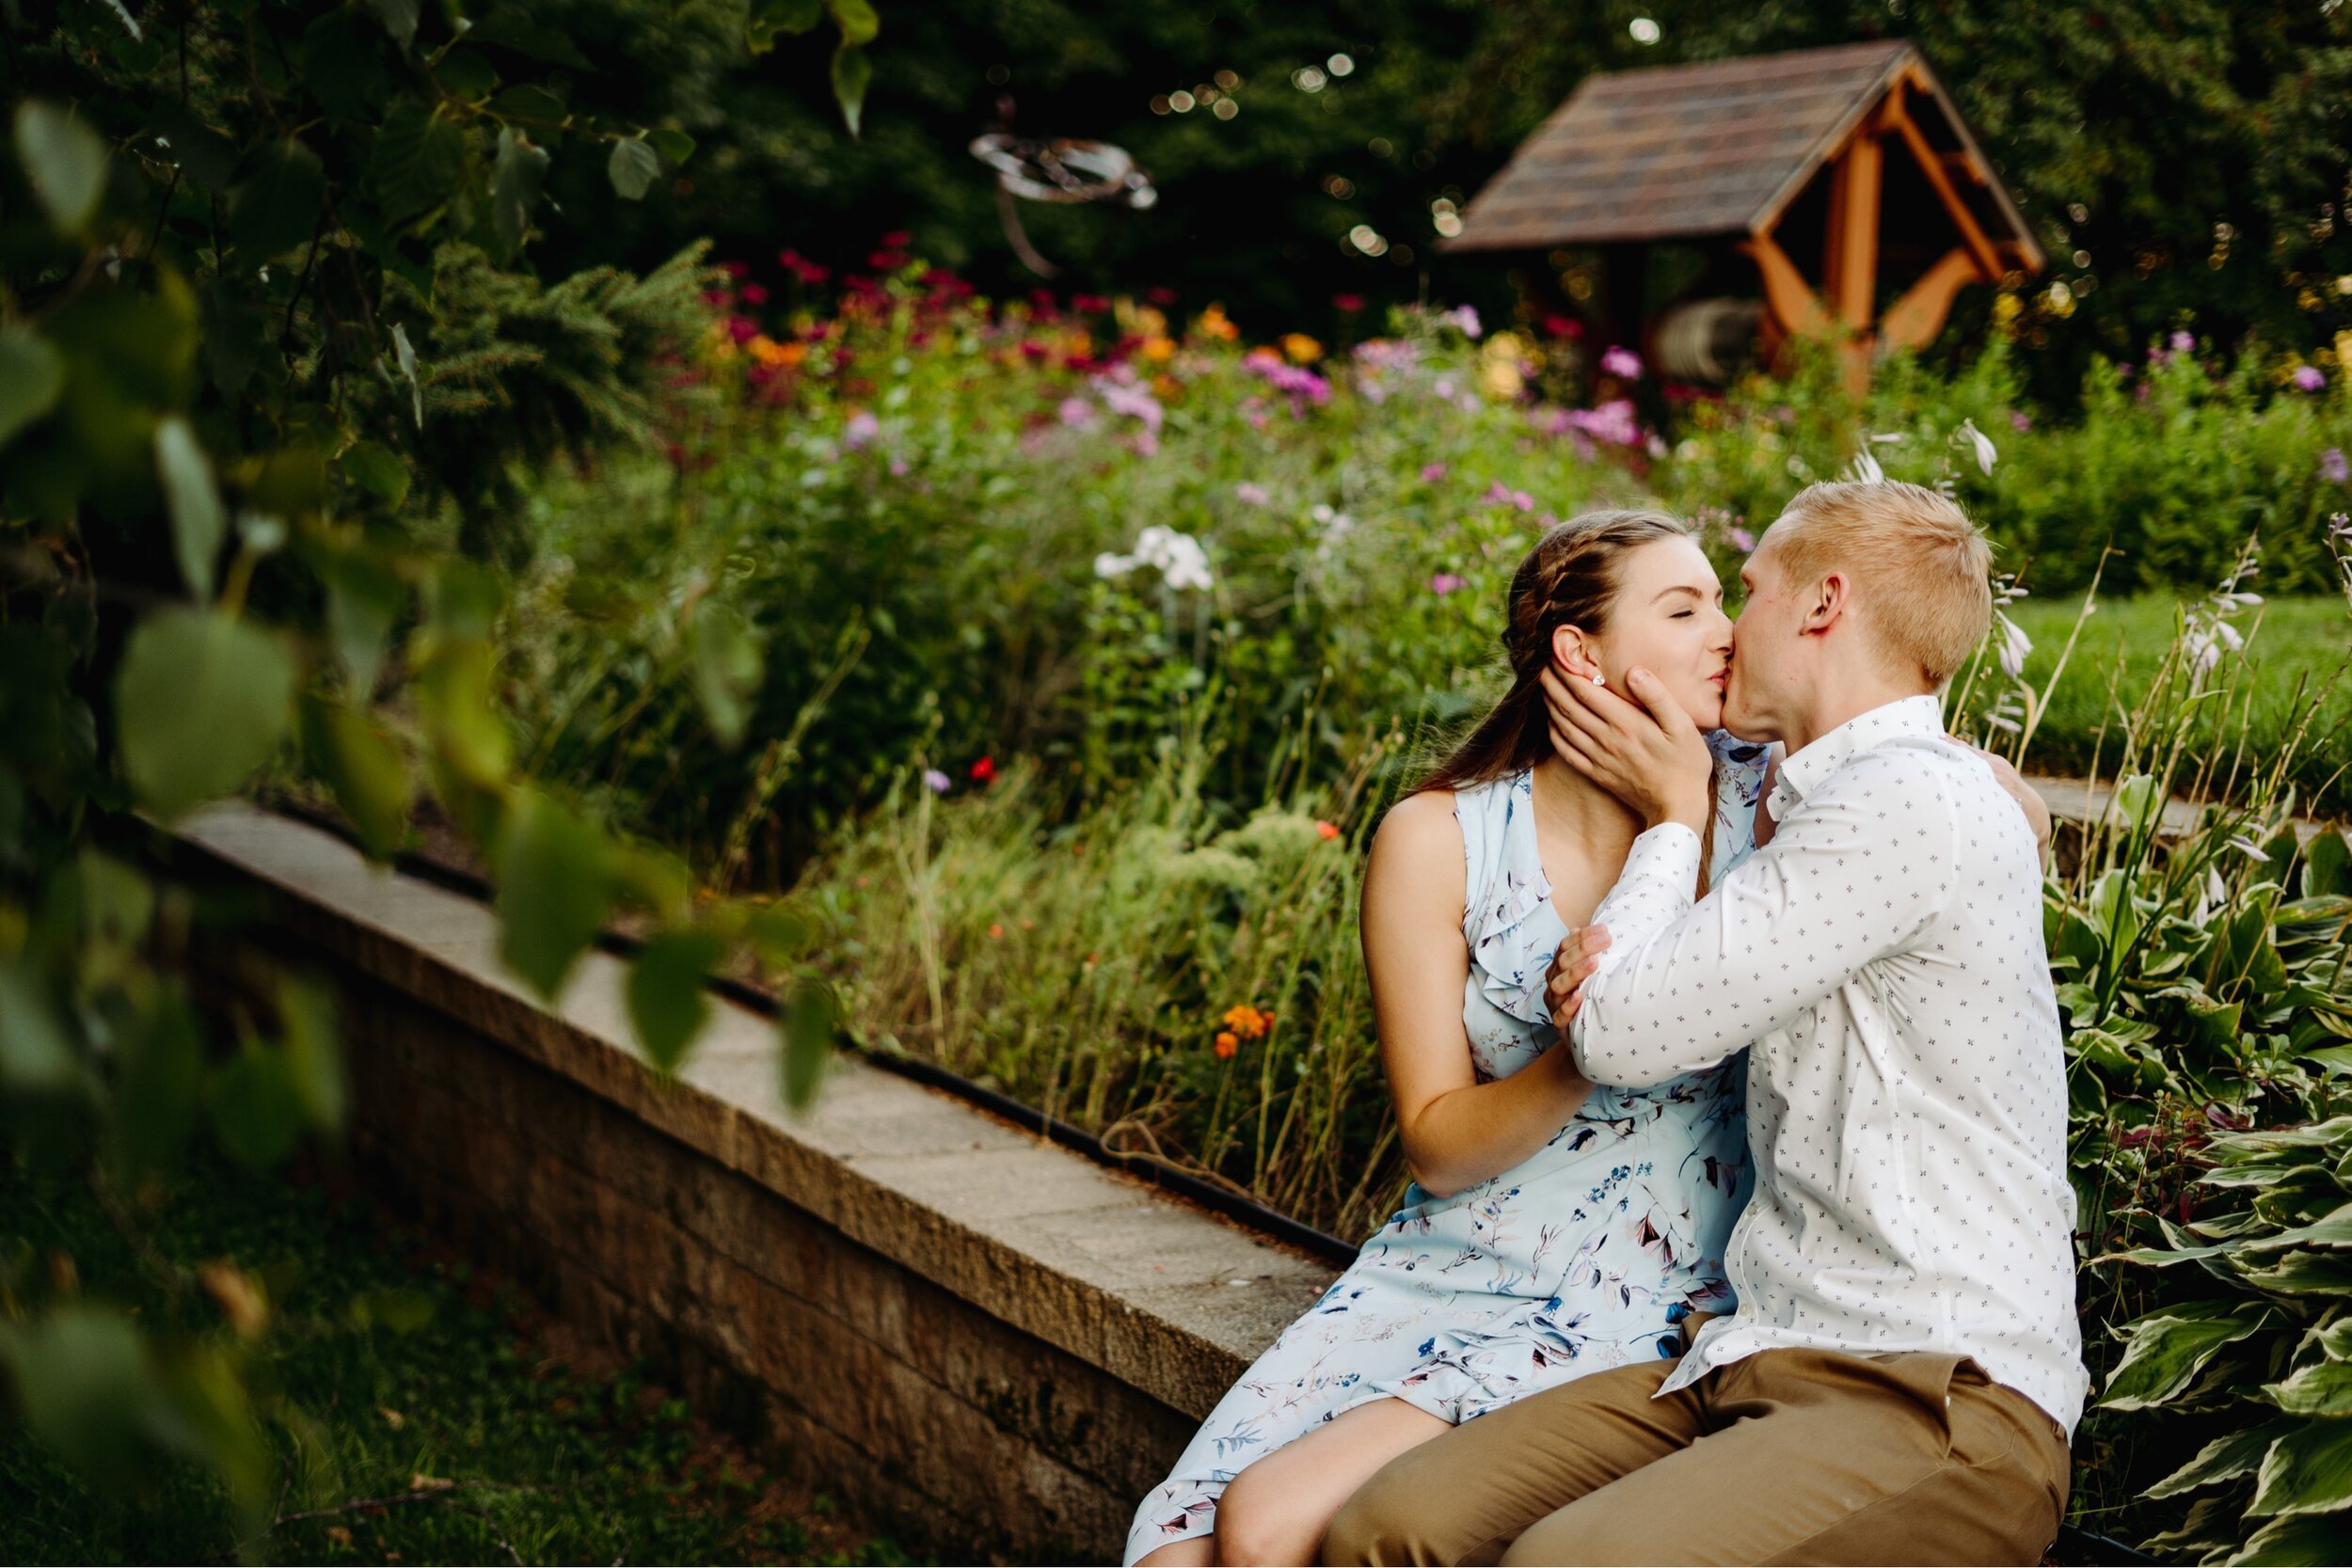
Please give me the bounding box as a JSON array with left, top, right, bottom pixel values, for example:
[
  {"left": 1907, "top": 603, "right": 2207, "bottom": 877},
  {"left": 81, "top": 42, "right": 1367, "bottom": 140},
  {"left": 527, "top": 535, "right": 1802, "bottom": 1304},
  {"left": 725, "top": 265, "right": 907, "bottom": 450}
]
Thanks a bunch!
[
  {"left": 2294, "top": 365, "right": 2327, "bottom": 391},
  {"left": 1446, "top": 305, "right": 1483, "bottom": 339},
  {"left": 923, "top": 768, "right": 952, "bottom": 794},
  {"left": 1096, "top": 377, "right": 1165, "bottom": 433},
  {"left": 1485, "top": 480, "right": 1513, "bottom": 504},
  {"left": 1430, "top": 572, "right": 1468, "bottom": 596},
  {"left": 1353, "top": 339, "right": 1420, "bottom": 370},
  {"left": 1420, "top": 462, "right": 1448, "bottom": 483},
  {"left": 2010, "top": 410, "right": 2033, "bottom": 433},
  {"left": 844, "top": 410, "right": 881, "bottom": 450},
  {"left": 1728, "top": 526, "right": 1757, "bottom": 554},
  {"left": 1057, "top": 396, "right": 1097, "bottom": 430},
  {"left": 889, "top": 457, "right": 910, "bottom": 477},
  {"left": 1529, "top": 406, "right": 1573, "bottom": 436},
  {"left": 1599, "top": 345, "right": 1643, "bottom": 380},
  {"left": 1562, "top": 400, "right": 1642, "bottom": 448},
  {"left": 1234, "top": 482, "right": 1271, "bottom": 506},
  {"left": 2322, "top": 447, "right": 2348, "bottom": 483},
  {"left": 2170, "top": 330, "right": 2196, "bottom": 353},
  {"left": 1129, "top": 429, "right": 1160, "bottom": 457},
  {"left": 1243, "top": 352, "right": 1331, "bottom": 411}
]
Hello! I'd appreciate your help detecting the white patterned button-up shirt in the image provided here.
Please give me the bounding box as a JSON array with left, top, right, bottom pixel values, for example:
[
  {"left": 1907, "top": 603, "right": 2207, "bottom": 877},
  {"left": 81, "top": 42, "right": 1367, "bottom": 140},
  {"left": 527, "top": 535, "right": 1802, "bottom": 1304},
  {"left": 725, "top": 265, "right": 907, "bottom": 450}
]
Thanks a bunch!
[{"left": 1570, "top": 694, "right": 2087, "bottom": 1433}]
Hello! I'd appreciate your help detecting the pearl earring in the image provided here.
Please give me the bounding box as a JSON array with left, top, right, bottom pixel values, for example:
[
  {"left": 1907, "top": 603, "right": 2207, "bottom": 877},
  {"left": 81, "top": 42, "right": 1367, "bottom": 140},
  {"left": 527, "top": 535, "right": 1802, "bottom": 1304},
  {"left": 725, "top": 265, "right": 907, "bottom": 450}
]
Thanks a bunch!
[{"left": 1590, "top": 673, "right": 1607, "bottom": 689}]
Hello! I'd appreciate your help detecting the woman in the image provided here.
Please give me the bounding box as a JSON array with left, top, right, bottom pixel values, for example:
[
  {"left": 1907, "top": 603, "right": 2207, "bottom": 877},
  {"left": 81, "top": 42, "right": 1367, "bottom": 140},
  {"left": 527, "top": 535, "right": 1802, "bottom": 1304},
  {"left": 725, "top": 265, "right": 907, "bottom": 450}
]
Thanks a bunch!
[{"left": 1129, "top": 510, "right": 1766, "bottom": 1567}]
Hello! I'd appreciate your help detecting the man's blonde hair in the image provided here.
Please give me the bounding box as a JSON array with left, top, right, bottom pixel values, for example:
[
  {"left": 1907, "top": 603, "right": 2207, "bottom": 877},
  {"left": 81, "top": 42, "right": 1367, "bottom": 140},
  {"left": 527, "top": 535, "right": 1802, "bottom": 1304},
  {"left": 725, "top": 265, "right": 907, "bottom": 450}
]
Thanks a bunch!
[{"left": 1764, "top": 480, "right": 1993, "bottom": 688}]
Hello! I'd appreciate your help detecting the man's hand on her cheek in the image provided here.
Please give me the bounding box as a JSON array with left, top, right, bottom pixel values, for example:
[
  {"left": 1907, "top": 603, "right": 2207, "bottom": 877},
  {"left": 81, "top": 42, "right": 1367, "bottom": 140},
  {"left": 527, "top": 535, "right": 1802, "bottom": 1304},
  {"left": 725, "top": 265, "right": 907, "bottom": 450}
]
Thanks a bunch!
[
  {"left": 1546, "top": 924, "right": 1613, "bottom": 1032},
  {"left": 1540, "top": 664, "right": 1714, "bottom": 832}
]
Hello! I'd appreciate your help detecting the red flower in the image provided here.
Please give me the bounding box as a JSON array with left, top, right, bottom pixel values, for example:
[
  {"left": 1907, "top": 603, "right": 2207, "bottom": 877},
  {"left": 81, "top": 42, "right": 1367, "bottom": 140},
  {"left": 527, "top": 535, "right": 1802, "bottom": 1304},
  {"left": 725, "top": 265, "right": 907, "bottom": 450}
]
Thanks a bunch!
[
  {"left": 970, "top": 755, "right": 997, "bottom": 784},
  {"left": 739, "top": 282, "right": 770, "bottom": 306},
  {"left": 1316, "top": 820, "right": 1342, "bottom": 840},
  {"left": 1073, "top": 293, "right": 1110, "bottom": 313},
  {"left": 1332, "top": 293, "right": 1366, "bottom": 312},
  {"left": 720, "top": 260, "right": 750, "bottom": 278},
  {"left": 1147, "top": 286, "right": 1179, "bottom": 306},
  {"left": 880, "top": 230, "right": 913, "bottom": 247},
  {"left": 1028, "top": 288, "right": 1059, "bottom": 314},
  {"left": 1542, "top": 314, "right": 1581, "bottom": 339}
]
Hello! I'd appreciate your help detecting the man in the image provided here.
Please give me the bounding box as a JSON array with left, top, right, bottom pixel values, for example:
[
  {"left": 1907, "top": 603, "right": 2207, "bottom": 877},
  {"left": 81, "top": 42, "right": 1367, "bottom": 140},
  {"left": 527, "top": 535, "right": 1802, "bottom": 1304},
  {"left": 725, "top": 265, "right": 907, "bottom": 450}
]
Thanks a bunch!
[{"left": 1323, "top": 480, "right": 2085, "bottom": 1566}]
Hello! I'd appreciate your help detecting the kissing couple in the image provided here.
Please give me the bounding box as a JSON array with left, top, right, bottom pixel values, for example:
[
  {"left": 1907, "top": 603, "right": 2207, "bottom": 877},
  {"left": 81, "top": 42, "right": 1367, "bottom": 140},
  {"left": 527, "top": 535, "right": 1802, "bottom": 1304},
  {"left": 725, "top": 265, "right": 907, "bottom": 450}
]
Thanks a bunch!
[{"left": 1128, "top": 480, "right": 2085, "bottom": 1566}]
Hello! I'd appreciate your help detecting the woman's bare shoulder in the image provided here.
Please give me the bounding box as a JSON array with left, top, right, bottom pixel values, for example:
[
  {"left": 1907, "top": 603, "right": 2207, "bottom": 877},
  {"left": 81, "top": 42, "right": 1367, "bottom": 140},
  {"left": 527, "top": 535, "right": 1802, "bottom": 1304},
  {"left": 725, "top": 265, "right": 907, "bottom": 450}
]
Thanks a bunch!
[{"left": 1367, "top": 788, "right": 1468, "bottom": 900}]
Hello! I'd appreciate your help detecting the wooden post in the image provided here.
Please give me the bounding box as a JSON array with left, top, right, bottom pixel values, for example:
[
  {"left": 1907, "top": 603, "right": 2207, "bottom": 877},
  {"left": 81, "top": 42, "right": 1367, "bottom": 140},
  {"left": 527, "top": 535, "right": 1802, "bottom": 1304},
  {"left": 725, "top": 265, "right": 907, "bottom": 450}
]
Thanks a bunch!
[{"left": 1822, "top": 128, "right": 1883, "bottom": 399}]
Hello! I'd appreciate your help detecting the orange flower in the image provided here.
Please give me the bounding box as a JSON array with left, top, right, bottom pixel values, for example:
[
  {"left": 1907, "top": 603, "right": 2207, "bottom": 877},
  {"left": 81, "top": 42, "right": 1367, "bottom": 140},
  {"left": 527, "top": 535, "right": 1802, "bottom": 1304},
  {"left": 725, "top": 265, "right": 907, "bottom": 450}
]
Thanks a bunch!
[
  {"left": 988, "top": 922, "right": 1005, "bottom": 939},
  {"left": 1220, "top": 1004, "right": 1273, "bottom": 1040},
  {"left": 1141, "top": 334, "right": 1177, "bottom": 362},
  {"left": 1214, "top": 1031, "right": 1239, "bottom": 1058},
  {"left": 1279, "top": 332, "right": 1324, "bottom": 364},
  {"left": 1316, "top": 820, "right": 1342, "bottom": 840},
  {"left": 1196, "top": 303, "right": 1241, "bottom": 342}
]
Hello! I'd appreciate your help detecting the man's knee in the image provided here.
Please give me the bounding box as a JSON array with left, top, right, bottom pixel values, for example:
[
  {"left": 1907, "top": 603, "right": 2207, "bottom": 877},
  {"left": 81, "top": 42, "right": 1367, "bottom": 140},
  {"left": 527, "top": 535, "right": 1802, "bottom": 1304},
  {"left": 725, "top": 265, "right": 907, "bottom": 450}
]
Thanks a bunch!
[{"left": 1320, "top": 1481, "right": 1422, "bottom": 1567}]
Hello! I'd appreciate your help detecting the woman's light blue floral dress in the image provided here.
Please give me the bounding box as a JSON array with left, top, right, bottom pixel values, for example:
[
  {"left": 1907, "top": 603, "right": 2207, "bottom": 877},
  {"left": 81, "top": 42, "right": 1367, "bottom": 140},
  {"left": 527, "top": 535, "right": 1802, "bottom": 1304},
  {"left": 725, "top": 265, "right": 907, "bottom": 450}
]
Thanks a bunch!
[{"left": 1124, "top": 736, "right": 1770, "bottom": 1565}]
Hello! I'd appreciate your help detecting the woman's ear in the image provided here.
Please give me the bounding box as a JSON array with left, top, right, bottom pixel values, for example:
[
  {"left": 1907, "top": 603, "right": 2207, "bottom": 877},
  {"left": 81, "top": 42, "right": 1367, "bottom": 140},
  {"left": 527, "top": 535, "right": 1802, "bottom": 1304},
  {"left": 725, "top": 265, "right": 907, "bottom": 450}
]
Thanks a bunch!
[{"left": 1550, "top": 625, "right": 1605, "bottom": 685}]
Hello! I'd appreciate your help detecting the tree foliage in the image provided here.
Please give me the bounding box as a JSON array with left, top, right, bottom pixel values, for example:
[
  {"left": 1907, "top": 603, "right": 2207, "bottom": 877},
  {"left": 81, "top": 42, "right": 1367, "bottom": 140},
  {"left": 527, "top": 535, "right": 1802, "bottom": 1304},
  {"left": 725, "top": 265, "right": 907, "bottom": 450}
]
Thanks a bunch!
[{"left": 0, "top": 0, "right": 871, "bottom": 1515}]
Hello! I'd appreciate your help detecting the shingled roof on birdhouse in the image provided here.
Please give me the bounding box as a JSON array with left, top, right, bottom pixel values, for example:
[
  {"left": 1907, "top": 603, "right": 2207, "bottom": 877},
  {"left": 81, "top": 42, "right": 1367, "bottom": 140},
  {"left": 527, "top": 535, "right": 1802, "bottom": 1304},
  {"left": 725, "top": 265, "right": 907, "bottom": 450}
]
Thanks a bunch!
[{"left": 1448, "top": 40, "right": 2042, "bottom": 391}]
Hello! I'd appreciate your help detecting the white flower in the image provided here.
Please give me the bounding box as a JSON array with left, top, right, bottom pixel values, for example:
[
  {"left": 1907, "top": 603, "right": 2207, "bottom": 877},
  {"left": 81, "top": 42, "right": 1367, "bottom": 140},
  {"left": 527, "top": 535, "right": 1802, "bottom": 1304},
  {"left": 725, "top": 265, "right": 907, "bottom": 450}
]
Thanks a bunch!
[
  {"left": 1311, "top": 503, "right": 1334, "bottom": 523},
  {"left": 1994, "top": 611, "right": 2033, "bottom": 679},
  {"left": 1851, "top": 448, "right": 1885, "bottom": 484},
  {"left": 1962, "top": 419, "right": 1997, "bottom": 475},
  {"left": 1094, "top": 551, "right": 1136, "bottom": 579},
  {"left": 2227, "top": 834, "right": 2271, "bottom": 862}
]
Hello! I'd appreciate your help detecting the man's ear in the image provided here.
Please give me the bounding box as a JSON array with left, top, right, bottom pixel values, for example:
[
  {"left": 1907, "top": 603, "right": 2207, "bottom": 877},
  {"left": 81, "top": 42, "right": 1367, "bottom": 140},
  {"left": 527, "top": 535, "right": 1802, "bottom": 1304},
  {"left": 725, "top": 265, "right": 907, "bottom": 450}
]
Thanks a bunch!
[
  {"left": 1551, "top": 624, "right": 1605, "bottom": 683},
  {"left": 1802, "top": 573, "right": 1851, "bottom": 638}
]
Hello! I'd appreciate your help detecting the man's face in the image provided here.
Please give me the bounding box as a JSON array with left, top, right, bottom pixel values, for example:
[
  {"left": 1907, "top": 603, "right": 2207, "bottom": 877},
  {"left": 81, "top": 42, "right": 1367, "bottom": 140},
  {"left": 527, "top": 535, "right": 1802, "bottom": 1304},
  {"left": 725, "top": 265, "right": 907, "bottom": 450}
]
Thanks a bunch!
[{"left": 1724, "top": 530, "right": 1804, "bottom": 739}]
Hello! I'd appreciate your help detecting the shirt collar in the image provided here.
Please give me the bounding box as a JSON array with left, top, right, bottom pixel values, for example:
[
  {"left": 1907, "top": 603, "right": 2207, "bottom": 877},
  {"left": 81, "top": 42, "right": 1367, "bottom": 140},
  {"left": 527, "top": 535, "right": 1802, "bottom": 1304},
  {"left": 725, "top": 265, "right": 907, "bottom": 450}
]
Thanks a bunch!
[{"left": 1765, "top": 694, "right": 1947, "bottom": 821}]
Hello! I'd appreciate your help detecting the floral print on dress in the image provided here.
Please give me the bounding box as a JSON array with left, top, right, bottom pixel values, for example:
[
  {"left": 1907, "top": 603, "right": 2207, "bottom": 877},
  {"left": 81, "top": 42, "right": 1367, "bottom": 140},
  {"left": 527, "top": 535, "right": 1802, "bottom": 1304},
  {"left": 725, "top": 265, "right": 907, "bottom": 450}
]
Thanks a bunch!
[{"left": 1124, "top": 735, "right": 1770, "bottom": 1565}]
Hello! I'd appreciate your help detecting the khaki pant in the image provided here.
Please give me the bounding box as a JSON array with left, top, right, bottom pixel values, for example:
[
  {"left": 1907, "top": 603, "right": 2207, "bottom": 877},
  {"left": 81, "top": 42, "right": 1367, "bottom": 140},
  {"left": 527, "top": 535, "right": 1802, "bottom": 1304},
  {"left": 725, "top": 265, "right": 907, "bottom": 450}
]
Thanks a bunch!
[{"left": 1322, "top": 1348, "right": 2070, "bottom": 1566}]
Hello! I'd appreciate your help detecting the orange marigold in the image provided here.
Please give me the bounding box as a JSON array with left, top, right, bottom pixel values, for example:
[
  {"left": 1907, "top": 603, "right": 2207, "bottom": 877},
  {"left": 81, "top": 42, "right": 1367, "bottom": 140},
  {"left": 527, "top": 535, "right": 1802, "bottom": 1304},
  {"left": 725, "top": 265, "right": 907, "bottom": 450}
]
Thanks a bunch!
[{"left": 1214, "top": 1031, "right": 1239, "bottom": 1058}]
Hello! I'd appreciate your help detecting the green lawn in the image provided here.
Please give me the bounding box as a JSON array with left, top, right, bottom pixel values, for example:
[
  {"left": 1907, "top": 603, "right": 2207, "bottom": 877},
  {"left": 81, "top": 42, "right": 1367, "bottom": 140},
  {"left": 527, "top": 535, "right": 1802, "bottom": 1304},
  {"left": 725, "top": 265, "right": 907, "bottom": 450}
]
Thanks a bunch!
[
  {"left": 2004, "top": 593, "right": 2352, "bottom": 813},
  {"left": 0, "top": 1155, "right": 913, "bottom": 1566}
]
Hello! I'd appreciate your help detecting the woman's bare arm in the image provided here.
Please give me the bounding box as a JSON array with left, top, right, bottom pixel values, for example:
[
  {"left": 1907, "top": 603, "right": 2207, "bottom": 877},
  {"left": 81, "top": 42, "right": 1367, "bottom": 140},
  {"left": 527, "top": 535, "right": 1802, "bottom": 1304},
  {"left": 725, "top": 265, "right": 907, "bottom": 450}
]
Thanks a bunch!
[{"left": 1363, "top": 791, "right": 1596, "bottom": 1199}]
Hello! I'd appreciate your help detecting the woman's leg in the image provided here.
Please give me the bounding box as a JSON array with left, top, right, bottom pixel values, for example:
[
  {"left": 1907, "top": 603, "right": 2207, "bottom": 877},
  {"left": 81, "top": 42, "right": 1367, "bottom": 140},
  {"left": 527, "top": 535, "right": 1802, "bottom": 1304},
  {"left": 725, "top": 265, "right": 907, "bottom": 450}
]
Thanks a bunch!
[
  {"left": 1211, "top": 1397, "right": 1452, "bottom": 1566},
  {"left": 1135, "top": 1536, "right": 1216, "bottom": 1567}
]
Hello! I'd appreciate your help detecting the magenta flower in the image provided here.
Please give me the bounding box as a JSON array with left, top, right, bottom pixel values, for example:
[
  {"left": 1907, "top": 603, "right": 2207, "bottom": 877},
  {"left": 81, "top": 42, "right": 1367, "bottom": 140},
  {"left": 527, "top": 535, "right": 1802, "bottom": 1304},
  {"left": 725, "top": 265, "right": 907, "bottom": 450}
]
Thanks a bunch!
[
  {"left": 1058, "top": 396, "right": 1097, "bottom": 430},
  {"left": 1430, "top": 572, "right": 1467, "bottom": 596},
  {"left": 2323, "top": 448, "right": 2348, "bottom": 483},
  {"left": 2294, "top": 365, "right": 2327, "bottom": 391},
  {"left": 844, "top": 410, "right": 881, "bottom": 450},
  {"left": 1599, "top": 345, "right": 1643, "bottom": 380},
  {"left": 1420, "top": 462, "right": 1448, "bottom": 483}
]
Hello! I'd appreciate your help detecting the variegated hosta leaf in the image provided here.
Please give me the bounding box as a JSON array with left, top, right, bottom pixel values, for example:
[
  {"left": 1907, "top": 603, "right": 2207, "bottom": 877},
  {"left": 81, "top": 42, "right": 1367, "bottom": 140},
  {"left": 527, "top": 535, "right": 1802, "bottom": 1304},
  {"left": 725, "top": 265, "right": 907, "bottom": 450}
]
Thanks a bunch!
[{"left": 2106, "top": 1303, "right": 2278, "bottom": 1410}]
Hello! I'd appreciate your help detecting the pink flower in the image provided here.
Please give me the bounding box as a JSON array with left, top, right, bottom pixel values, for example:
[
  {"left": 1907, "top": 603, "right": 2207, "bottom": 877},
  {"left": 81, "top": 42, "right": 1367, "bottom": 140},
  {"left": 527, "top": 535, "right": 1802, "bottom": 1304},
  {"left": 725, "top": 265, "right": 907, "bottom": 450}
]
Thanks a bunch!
[
  {"left": 2170, "top": 330, "right": 2195, "bottom": 353},
  {"left": 844, "top": 410, "right": 881, "bottom": 450},
  {"left": 1234, "top": 482, "right": 1271, "bottom": 506},
  {"left": 1563, "top": 399, "right": 1642, "bottom": 447},
  {"left": 2010, "top": 411, "right": 2033, "bottom": 432},
  {"left": 1420, "top": 463, "right": 1448, "bottom": 482},
  {"left": 2323, "top": 448, "right": 2348, "bottom": 483},
  {"left": 1445, "top": 305, "right": 1482, "bottom": 339},
  {"left": 1728, "top": 526, "right": 1757, "bottom": 554},
  {"left": 1129, "top": 430, "right": 1160, "bottom": 457},
  {"left": 1430, "top": 572, "right": 1467, "bottom": 596},
  {"left": 1097, "top": 378, "right": 1165, "bottom": 433},
  {"left": 1599, "top": 345, "right": 1643, "bottom": 380},
  {"left": 889, "top": 457, "right": 911, "bottom": 476},
  {"left": 1542, "top": 314, "right": 1582, "bottom": 340},
  {"left": 923, "top": 768, "right": 951, "bottom": 794},
  {"left": 739, "top": 283, "right": 770, "bottom": 306},
  {"left": 2294, "top": 365, "right": 2327, "bottom": 391},
  {"left": 1057, "top": 397, "right": 1097, "bottom": 429}
]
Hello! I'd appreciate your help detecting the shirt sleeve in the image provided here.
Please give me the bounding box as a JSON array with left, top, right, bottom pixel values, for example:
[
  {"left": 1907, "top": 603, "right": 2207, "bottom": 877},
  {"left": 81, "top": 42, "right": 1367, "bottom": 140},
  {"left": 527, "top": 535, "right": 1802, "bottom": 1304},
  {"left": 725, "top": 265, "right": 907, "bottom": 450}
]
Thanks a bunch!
[{"left": 1569, "top": 752, "right": 1959, "bottom": 1087}]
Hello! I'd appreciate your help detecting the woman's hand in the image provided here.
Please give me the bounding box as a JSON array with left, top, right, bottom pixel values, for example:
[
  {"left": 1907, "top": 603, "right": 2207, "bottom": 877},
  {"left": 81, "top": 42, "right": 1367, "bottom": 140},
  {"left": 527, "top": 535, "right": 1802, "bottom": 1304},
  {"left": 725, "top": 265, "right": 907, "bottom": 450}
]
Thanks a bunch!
[
  {"left": 1546, "top": 924, "right": 1613, "bottom": 1034},
  {"left": 1967, "top": 745, "right": 2055, "bottom": 859},
  {"left": 1539, "top": 664, "right": 1714, "bottom": 833}
]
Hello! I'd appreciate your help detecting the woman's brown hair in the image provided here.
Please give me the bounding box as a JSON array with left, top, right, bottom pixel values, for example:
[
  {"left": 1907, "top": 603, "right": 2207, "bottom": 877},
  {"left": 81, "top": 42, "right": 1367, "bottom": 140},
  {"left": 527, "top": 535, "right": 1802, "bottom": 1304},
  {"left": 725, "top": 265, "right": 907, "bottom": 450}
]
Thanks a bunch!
[{"left": 1420, "top": 509, "right": 1695, "bottom": 794}]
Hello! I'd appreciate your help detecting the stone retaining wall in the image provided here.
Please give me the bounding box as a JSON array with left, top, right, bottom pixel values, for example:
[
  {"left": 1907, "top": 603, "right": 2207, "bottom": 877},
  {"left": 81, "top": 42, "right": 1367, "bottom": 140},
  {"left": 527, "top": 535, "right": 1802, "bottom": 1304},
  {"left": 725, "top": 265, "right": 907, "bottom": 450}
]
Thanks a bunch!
[{"left": 167, "top": 803, "right": 1336, "bottom": 1564}]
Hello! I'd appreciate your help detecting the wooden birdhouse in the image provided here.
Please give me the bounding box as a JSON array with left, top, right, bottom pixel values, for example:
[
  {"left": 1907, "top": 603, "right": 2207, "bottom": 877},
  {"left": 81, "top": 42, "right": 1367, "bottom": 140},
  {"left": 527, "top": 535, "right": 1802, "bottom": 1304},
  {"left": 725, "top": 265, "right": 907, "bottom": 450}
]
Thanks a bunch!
[{"left": 1446, "top": 40, "right": 2042, "bottom": 395}]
